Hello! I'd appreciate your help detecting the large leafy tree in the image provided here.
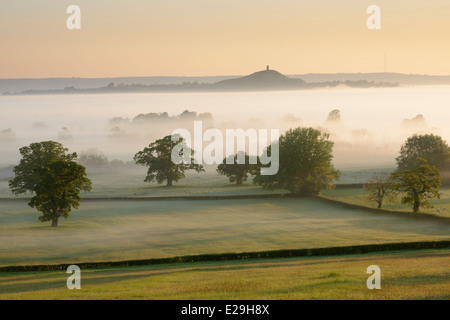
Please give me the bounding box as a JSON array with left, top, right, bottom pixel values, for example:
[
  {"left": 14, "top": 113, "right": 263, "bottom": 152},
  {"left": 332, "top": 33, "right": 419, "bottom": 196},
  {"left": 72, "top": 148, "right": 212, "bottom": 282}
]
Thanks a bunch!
[
  {"left": 29, "top": 161, "right": 92, "bottom": 227},
  {"left": 9, "top": 141, "right": 92, "bottom": 227},
  {"left": 9, "top": 141, "right": 77, "bottom": 194},
  {"left": 389, "top": 158, "right": 441, "bottom": 213},
  {"left": 396, "top": 134, "right": 450, "bottom": 171},
  {"left": 134, "top": 135, "right": 204, "bottom": 187},
  {"left": 254, "top": 127, "right": 340, "bottom": 195},
  {"left": 217, "top": 152, "right": 260, "bottom": 185}
]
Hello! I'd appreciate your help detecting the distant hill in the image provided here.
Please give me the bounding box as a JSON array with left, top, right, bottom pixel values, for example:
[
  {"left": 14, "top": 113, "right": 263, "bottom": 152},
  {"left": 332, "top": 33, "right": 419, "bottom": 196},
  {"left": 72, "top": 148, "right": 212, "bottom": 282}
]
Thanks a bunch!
[
  {"left": 213, "top": 69, "right": 305, "bottom": 90},
  {"left": 2, "top": 71, "right": 450, "bottom": 95},
  {"left": 0, "top": 69, "right": 402, "bottom": 95}
]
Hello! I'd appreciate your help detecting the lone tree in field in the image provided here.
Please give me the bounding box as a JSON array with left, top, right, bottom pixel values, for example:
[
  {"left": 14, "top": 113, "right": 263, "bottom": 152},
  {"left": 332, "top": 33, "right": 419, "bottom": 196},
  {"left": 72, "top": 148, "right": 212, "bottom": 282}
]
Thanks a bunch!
[
  {"left": 254, "top": 127, "right": 340, "bottom": 195},
  {"left": 389, "top": 158, "right": 441, "bottom": 213},
  {"left": 9, "top": 141, "right": 92, "bottom": 227},
  {"left": 396, "top": 134, "right": 450, "bottom": 171},
  {"left": 134, "top": 134, "right": 204, "bottom": 187},
  {"left": 363, "top": 173, "right": 396, "bottom": 209},
  {"left": 29, "top": 161, "right": 92, "bottom": 227},
  {"left": 217, "top": 152, "right": 260, "bottom": 185}
]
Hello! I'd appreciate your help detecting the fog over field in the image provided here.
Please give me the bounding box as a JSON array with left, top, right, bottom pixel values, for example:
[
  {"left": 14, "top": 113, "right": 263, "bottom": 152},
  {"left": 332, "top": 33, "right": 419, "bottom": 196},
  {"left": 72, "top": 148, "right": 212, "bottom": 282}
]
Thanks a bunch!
[
  {"left": 1, "top": 86, "right": 450, "bottom": 170},
  {"left": 1, "top": 197, "right": 449, "bottom": 267}
]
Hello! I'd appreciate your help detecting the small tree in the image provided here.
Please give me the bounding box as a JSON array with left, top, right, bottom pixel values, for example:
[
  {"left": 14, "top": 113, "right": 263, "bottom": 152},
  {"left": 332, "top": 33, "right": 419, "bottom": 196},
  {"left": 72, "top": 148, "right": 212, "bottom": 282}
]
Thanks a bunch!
[
  {"left": 9, "top": 141, "right": 92, "bottom": 227},
  {"left": 134, "top": 135, "right": 204, "bottom": 187},
  {"left": 326, "top": 109, "right": 341, "bottom": 123},
  {"left": 254, "top": 127, "right": 340, "bottom": 195},
  {"left": 217, "top": 152, "right": 260, "bottom": 185},
  {"left": 390, "top": 158, "right": 441, "bottom": 213},
  {"left": 363, "top": 173, "right": 396, "bottom": 209}
]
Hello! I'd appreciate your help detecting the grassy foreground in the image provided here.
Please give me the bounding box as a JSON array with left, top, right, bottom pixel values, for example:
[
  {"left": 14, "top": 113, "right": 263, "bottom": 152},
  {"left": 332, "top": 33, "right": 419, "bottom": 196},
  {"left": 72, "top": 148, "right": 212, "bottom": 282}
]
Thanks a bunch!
[{"left": 1, "top": 249, "right": 448, "bottom": 300}]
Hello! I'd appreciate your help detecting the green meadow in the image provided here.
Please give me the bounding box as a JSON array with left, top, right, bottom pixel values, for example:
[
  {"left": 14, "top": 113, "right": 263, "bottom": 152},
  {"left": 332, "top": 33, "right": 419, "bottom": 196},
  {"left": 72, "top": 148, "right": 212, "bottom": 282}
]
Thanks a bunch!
[
  {"left": 1, "top": 196, "right": 449, "bottom": 267},
  {"left": 1, "top": 168, "right": 449, "bottom": 299},
  {"left": 1, "top": 249, "right": 448, "bottom": 300}
]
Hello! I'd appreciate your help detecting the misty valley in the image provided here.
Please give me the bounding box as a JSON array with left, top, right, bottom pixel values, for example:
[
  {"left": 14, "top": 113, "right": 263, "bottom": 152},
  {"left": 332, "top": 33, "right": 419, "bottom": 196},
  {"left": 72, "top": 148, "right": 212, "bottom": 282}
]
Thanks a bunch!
[
  {"left": 1, "top": 85, "right": 450, "bottom": 301},
  {"left": 2, "top": 0, "right": 450, "bottom": 304},
  {"left": 2, "top": 87, "right": 450, "bottom": 168}
]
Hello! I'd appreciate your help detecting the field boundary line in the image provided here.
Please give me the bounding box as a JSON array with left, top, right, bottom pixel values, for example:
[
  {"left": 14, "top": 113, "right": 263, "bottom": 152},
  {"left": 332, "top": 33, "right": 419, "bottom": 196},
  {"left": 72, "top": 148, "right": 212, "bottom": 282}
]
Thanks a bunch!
[
  {"left": 0, "top": 184, "right": 366, "bottom": 201},
  {"left": 316, "top": 195, "right": 450, "bottom": 224},
  {"left": 1, "top": 240, "right": 449, "bottom": 272},
  {"left": 0, "top": 193, "right": 292, "bottom": 202}
]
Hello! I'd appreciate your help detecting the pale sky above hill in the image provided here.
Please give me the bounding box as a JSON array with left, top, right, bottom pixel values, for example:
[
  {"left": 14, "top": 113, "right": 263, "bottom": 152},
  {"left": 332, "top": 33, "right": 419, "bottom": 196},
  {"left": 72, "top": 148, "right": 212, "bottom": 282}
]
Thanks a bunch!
[{"left": 1, "top": 0, "right": 450, "bottom": 78}]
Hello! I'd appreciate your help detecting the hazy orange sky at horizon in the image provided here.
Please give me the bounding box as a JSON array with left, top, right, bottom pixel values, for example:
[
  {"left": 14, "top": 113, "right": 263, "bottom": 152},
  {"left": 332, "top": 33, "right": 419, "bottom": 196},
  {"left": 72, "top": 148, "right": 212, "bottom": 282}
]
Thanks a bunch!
[{"left": 1, "top": 0, "right": 450, "bottom": 78}]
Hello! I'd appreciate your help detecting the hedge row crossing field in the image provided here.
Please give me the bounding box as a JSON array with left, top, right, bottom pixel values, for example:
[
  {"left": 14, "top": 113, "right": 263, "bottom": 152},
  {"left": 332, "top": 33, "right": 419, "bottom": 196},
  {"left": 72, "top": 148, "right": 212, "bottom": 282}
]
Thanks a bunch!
[{"left": 1, "top": 249, "right": 449, "bottom": 300}]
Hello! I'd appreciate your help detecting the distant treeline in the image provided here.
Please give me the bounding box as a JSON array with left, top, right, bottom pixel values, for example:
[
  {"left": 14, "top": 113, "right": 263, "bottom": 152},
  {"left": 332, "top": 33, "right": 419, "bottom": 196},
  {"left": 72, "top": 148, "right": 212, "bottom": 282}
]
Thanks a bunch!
[
  {"left": 2, "top": 79, "right": 398, "bottom": 95},
  {"left": 110, "top": 110, "right": 213, "bottom": 125},
  {"left": 3, "top": 72, "right": 450, "bottom": 94}
]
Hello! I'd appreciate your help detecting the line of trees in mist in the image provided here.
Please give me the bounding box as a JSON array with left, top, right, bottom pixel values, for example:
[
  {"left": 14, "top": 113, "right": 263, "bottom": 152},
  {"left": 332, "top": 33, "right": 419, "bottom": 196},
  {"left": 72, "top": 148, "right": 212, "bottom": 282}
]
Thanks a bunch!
[
  {"left": 7, "top": 125, "right": 342, "bottom": 226},
  {"left": 109, "top": 110, "right": 213, "bottom": 126},
  {"left": 132, "top": 127, "right": 340, "bottom": 194},
  {"left": 1, "top": 108, "right": 442, "bottom": 175},
  {"left": 77, "top": 148, "right": 136, "bottom": 171},
  {"left": 6, "top": 115, "right": 450, "bottom": 227},
  {"left": 2, "top": 108, "right": 435, "bottom": 148}
]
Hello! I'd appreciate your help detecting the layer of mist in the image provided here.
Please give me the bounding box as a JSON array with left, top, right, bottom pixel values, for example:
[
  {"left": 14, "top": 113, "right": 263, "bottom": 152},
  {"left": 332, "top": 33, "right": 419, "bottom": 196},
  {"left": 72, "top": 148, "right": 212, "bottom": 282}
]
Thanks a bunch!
[{"left": 1, "top": 86, "right": 449, "bottom": 174}]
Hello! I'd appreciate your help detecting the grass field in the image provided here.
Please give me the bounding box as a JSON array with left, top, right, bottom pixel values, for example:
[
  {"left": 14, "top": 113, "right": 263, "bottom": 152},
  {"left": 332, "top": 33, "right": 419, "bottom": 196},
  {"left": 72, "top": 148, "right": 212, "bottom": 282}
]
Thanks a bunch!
[
  {"left": 322, "top": 187, "right": 450, "bottom": 218},
  {"left": 0, "top": 167, "right": 392, "bottom": 199},
  {"left": 1, "top": 197, "right": 449, "bottom": 267},
  {"left": 0, "top": 167, "right": 290, "bottom": 199},
  {"left": 1, "top": 167, "right": 449, "bottom": 300},
  {"left": 1, "top": 249, "right": 448, "bottom": 300}
]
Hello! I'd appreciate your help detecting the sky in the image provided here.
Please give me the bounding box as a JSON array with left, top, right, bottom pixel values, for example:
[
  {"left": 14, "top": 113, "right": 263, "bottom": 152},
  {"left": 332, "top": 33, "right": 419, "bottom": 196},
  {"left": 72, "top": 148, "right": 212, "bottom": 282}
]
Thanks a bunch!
[{"left": 1, "top": 0, "right": 450, "bottom": 78}]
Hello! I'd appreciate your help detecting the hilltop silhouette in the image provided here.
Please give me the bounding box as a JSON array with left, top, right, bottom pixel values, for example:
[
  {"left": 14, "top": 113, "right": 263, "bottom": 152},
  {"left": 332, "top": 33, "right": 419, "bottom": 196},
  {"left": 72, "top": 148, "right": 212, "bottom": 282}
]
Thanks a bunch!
[
  {"left": 213, "top": 67, "right": 305, "bottom": 90},
  {"left": 2, "top": 68, "right": 399, "bottom": 95}
]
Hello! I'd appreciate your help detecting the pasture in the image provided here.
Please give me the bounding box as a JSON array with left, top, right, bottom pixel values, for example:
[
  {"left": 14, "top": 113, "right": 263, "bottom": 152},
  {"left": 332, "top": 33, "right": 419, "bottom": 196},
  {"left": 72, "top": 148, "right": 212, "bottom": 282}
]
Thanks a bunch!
[
  {"left": 1, "top": 249, "right": 449, "bottom": 299},
  {"left": 1, "top": 167, "right": 449, "bottom": 300},
  {"left": 1, "top": 197, "right": 449, "bottom": 267},
  {"left": 0, "top": 167, "right": 288, "bottom": 199}
]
